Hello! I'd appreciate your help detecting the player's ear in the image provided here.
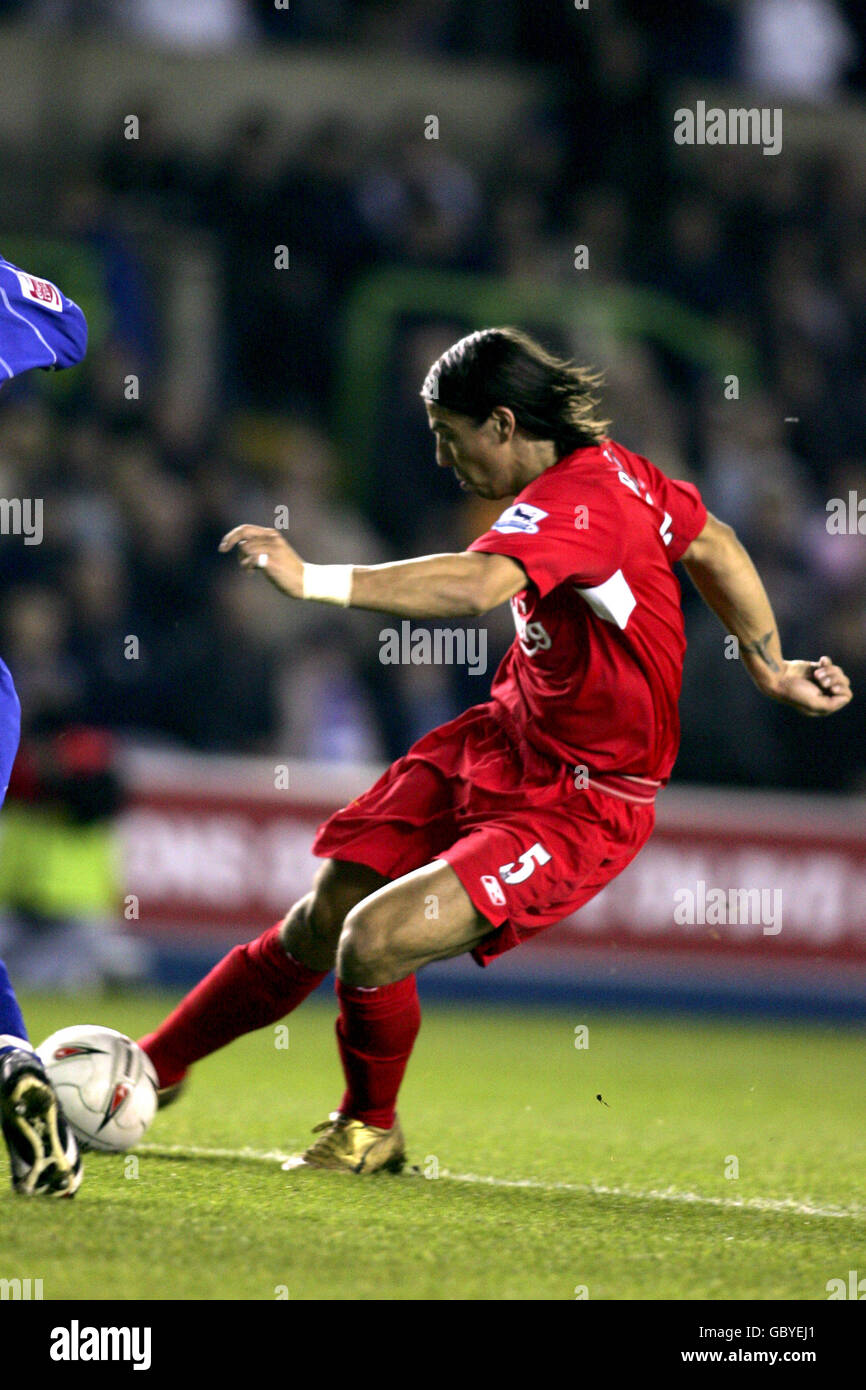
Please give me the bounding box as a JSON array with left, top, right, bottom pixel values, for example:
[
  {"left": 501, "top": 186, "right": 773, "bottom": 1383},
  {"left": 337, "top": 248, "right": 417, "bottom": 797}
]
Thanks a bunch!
[{"left": 490, "top": 407, "right": 515, "bottom": 442}]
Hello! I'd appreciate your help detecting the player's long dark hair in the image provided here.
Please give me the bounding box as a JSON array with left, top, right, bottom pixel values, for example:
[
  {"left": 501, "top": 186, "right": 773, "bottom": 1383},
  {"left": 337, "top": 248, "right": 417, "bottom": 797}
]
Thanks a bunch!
[{"left": 420, "top": 327, "right": 610, "bottom": 453}]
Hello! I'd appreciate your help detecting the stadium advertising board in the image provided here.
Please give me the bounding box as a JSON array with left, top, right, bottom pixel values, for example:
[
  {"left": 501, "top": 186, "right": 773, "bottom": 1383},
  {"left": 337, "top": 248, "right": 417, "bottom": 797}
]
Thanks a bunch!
[{"left": 119, "top": 752, "right": 866, "bottom": 1009}]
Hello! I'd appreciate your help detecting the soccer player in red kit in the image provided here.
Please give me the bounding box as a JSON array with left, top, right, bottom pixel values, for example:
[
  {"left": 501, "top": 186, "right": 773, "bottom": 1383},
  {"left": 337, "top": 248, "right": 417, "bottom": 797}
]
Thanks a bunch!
[{"left": 140, "top": 328, "right": 852, "bottom": 1173}]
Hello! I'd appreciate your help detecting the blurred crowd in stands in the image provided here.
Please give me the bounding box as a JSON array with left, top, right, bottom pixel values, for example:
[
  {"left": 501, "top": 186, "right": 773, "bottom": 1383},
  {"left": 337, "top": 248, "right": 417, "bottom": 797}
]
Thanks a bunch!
[
  {"left": 0, "top": 0, "right": 864, "bottom": 792},
  {"left": 2, "top": 0, "right": 865, "bottom": 100}
]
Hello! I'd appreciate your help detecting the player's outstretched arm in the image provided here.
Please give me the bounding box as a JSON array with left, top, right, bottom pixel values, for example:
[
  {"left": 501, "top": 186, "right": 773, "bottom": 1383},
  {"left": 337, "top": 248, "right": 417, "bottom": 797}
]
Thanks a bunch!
[
  {"left": 218, "top": 525, "right": 526, "bottom": 617},
  {"left": 681, "top": 512, "right": 853, "bottom": 717}
]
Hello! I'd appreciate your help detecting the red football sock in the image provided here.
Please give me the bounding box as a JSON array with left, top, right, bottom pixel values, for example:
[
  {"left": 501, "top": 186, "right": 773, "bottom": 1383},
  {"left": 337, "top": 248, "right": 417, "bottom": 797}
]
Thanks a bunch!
[
  {"left": 335, "top": 975, "right": 421, "bottom": 1130},
  {"left": 139, "top": 923, "right": 326, "bottom": 1087}
]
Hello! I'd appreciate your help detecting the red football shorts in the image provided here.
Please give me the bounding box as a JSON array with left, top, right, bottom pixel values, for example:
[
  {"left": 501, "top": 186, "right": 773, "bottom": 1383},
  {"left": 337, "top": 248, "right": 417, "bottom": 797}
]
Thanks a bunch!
[{"left": 312, "top": 702, "right": 658, "bottom": 966}]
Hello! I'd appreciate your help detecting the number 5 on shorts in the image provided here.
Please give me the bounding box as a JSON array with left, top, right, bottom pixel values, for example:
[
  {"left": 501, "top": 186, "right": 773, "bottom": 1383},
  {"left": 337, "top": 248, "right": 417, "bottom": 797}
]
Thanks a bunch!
[{"left": 499, "top": 841, "right": 552, "bottom": 885}]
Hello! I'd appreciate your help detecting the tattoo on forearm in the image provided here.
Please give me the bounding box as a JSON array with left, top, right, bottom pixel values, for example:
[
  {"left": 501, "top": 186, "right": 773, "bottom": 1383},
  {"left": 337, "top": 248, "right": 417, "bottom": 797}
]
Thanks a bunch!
[{"left": 740, "top": 631, "right": 781, "bottom": 672}]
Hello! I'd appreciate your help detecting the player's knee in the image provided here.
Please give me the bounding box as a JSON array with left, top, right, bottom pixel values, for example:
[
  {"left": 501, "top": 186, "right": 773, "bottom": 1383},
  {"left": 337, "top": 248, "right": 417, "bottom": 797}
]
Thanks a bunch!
[
  {"left": 311, "top": 859, "right": 383, "bottom": 940},
  {"left": 286, "top": 863, "right": 347, "bottom": 952},
  {"left": 279, "top": 889, "right": 341, "bottom": 970},
  {"left": 281, "top": 861, "right": 392, "bottom": 971},
  {"left": 279, "top": 894, "right": 314, "bottom": 951},
  {"left": 337, "top": 904, "right": 392, "bottom": 986}
]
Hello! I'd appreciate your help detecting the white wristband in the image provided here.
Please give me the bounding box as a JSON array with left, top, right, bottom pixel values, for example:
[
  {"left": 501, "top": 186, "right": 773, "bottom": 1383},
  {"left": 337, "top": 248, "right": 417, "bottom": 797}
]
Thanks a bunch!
[{"left": 301, "top": 563, "right": 354, "bottom": 606}]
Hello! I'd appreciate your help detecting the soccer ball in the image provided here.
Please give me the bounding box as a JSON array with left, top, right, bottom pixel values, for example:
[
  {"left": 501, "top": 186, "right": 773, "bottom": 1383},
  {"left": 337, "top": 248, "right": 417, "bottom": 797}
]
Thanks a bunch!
[{"left": 36, "top": 1025, "right": 158, "bottom": 1153}]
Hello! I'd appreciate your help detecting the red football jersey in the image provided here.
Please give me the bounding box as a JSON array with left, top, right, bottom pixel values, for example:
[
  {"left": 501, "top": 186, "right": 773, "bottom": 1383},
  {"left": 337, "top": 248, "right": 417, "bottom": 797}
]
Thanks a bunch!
[{"left": 468, "top": 439, "right": 707, "bottom": 781}]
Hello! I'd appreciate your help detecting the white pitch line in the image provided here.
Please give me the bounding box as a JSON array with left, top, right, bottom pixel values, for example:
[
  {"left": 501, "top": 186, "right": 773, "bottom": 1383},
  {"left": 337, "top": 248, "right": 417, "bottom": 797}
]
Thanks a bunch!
[
  {"left": 136, "top": 1143, "right": 866, "bottom": 1221},
  {"left": 139, "top": 1143, "right": 292, "bottom": 1164}
]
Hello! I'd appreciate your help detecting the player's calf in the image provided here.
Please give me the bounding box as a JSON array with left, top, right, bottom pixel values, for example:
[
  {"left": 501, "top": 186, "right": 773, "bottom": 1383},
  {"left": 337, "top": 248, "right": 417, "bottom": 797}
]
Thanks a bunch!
[{"left": 141, "top": 860, "right": 391, "bottom": 1099}]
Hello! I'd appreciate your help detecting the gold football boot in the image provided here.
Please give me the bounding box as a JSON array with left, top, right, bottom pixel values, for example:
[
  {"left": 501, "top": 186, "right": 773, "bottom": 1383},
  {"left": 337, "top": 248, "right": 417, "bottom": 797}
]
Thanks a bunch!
[{"left": 282, "top": 1112, "right": 406, "bottom": 1174}]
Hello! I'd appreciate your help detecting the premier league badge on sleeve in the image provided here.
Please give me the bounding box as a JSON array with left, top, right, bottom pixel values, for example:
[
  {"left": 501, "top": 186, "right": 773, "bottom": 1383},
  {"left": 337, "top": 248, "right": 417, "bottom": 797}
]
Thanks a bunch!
[{"left": 491, "top": 503, "right": 549, "bottom": 535}]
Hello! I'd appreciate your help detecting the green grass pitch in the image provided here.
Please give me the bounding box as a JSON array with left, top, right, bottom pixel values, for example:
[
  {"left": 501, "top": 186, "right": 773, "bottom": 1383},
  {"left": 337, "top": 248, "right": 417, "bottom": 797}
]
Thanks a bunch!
[{"left": 3, "top": 992, "right": 864, "bottom": 1300}]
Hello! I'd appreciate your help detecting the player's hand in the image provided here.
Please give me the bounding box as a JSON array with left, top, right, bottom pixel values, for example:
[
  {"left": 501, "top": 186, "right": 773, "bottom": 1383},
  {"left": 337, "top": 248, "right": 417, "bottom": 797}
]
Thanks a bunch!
[
  {"left": 766, "top": 656, "right": 853, "bottom": 717},
  {"left": 218, "top": 525, "right": 304, "bottom": 598}
]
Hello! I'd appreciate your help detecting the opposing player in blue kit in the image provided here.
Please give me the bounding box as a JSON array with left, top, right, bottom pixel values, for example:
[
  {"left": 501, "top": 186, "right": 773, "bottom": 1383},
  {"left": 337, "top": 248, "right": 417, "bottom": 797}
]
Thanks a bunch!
[{"left": 0, "top": 253, "right": 87, "bottom": 1195}]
